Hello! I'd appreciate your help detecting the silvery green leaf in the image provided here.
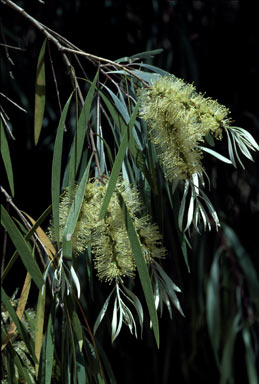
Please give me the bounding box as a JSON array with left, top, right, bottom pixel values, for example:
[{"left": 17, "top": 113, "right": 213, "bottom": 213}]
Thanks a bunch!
[
  {"left": 198, "top": 200, "right": 211, "bottom": 231},
  {"left": 111, "top": 296, "right": 119, "bottom": 343},
  {"left": 121, "top": 302, "right": 137, "bottom": 337},
  {"left": 112, "top": 284, "right": 124, "bottom": 342},
  {"left": 178, "top": 180, "right": 189, "bottom": 232},
  {"left": 193, "top": 203, "right": 201, "bottom": 233},
  {"left": 164, "top": 294, "right": 173, "bottom": 319},
  {"left": 153, "top": 261, "right": 181, "bottom": 293},
  {"left": 200, "top": 146, "right": 232, "bottom": 164},
  {"left": 167, "top": 286, "right": 185, "bottom": 317},
  {"left": 70, "top": 265, "right": 81, "bottom": 299},
  {"left": 94, "top": 287, "right": 115, "bottom": 335},
  {"left": 192, "top": 173, "right": 200, "bottom": 195},
  {"left": 237, "top": 140, "right": 254, "bottom": 161},
  {"left": 43, "top": 258, "right": 54, "bottom": 292},
  {"left": 231, "top": 126, "right": 259, "bottom": 150},
  {"left": 151, "top": 261, "right": 184, "bottom": 317},
  {"left": 122, "top": 285, "right": 144, "bottom": 334},
  {"left": 132, "top": 69, "right": 160, "bottom": 83},
  {"left": 225, "top": 128, "right": 237, "bottom": 167},
  {"left": 130, "top": 62, "right": 168, "bottom": 76},
  {"left": 102, "top": 84, "right": 130, "bottom": 124},
  {"left": 200, "top": 190, "right": 220, "bottom": 229},
  {"left": 184, "top": 190, "right": 195, "bottom": 232},
  {"left": 231, "top": 131, "right": 245, "bottom": 169},
  {"left": 154, "top": 278, "right": 160, "bottom": 311}
]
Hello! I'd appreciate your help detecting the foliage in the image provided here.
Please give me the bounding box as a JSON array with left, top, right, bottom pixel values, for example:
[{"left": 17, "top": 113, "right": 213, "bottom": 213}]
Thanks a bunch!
[{"left": 1, "top": 1, "right": 259, "bottom": 383}]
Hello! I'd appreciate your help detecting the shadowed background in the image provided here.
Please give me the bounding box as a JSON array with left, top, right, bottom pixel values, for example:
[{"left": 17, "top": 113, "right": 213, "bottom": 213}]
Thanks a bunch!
[{"left": 1, "top": 1, "right": 259, "bottom": 382}]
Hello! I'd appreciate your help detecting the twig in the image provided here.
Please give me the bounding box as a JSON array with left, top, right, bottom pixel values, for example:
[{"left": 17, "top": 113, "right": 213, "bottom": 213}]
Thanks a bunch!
[
  {"left": 1, "top": 0, "right": 146, "bottom": 178},
  {"left": 0, "top": 17, "right": 14, "bottom": 77},
  {"left": 0, "top": 108, "right": 15, "bottom": 140},
  {"left": 0, "top": 93, "right": 27, "bottom": 113},
  {"left": 2, "top": 0, "right": 149, "bottom": 86}
]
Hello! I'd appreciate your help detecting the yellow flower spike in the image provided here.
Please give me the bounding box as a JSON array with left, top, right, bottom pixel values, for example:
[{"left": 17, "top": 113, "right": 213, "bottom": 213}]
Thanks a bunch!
[
  {"left": 139, "top": 75, "right": 231, "bottom": 181},
  {"left": 49, "top": 178, "right": 167, "bottom": 284}
]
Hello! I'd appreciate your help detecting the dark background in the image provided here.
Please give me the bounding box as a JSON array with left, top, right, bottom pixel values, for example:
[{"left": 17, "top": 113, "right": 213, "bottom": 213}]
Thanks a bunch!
[{"left": 1, "top": 1, "right": 259, "bottom": 383}]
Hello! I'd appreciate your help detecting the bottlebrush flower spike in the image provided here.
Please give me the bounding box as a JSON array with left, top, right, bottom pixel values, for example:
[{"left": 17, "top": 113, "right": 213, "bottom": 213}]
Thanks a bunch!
[
  {"left": 49, "top": 178, "right": 166, "bottom": 283},
  {"left": 139, "top": 75, "right": 231, "bottom": 181}
]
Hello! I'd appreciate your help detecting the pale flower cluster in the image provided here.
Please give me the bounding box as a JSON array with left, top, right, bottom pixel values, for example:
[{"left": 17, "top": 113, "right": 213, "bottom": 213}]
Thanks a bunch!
[
  {"left": 139, "top": 75, "right": 231, "bottom": 180},
  {"left": 49, "top": 179, "right": 166, "bottom": 283}
]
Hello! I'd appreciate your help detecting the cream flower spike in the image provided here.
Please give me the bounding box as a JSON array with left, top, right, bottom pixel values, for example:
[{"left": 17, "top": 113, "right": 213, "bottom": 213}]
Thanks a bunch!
[
  {"left": 49, "top": 178, "right": 166, "bottom": 283},
  {"left": 139, "top": 75, "right": 231, "bottom": 181}
]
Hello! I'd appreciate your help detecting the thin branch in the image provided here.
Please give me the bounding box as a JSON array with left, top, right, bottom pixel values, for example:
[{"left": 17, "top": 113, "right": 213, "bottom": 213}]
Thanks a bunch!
[
  {"left": 0, "top": 108, "right": 15, "bottom": 140},
  {"left": 2, "top": 0, "right": 146, "bottom": 179},
  {"left": 0, "top": 17, "right": 15, "bottom": 76},
  {"left": 2, "top": 0, "right": 149, "bottom": 87},
  {"left": 0, "top": 93, "right": 27, "bottom": 113}
]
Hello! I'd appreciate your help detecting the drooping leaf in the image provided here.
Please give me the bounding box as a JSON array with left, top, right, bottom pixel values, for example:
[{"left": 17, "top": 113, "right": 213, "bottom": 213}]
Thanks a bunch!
[
  {"left": 1, "top": 120, "right": 15, "bottom": 196},
  {"left": 206, "top": 248, "right": 223, "bottom": 364},
  {"left": 62, "top": 154, "right": 93, "bottom": 258},
  {"left": 44, "top": 305, "right": 56, "bottom": 384},
  {"left": 74, "top": 70, "right": 99, "bottom": 173},
  {"left": 35, "top": 286, "right": 46, "bottom": 378},
  {"left": 51, "top": 92, "right": 74, "bottom": 248},
  {"left": 1, "top": 204, "right": 52, "bottom": 282},
  {"left": 119, "top": 194, "right": 160, "bottom": 348},
  {"left": 178, "top": 180, "right": 189, "bottom": 232},
  {"left": 34, "top": 38, "right": 47, "bottom": 145},
  {"left": 1, "top": 205, "right": 44, "bottom": 290},
  {"left": 200, "top": 146, "right": 232, "bottom": 164},
  {"left": 94, "top": 287, "right": 115, "bottom": 335},
  {"left": 242, "top": 327, "right": 258, "bottom": 384},
  {"left": 99, "top": 100, "right": 140, "bottom": 220},
  {"left": 130, "top": 48, "right": 164, "bottom": 60},
  {"left": 220, "top": 314, "right": 240, "bottom": 384}
]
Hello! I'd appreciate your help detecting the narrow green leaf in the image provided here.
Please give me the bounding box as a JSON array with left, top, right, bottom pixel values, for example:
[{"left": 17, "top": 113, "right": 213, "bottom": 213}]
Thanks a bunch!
[
  {"left": 102, "top": 84, "right": 129, "bottom": 124},
  {"left": 75, "top": 71, "right": 99, "bottom": 173},
  {"left": 35, "top": 287, "right": 46, "bottom": 378},
  {"left": 71, "top": 309, "right": 83, "bottom": 345},
  {"left": 220, "top": 314, "right": 240, "bottom": 384},
  {"left": 34, "top": 38, "right": 47, "bottom": 145},
  {"left": 178, "top": 180, "right": 189, "bottom": 232},
  {"left": 94, "top": 288, "right": 115, "bottom": 335},
  {"left": 200, "top": 146, "right": 232, "bottom": 164},
  {"left": 62, "top": 154, "right": 93, "bottom": 258},
  {"left": 243, "top": 328, "right": 258, "bottom": 384},
  {"left": 99, "top": 100, "right": 140, "bottom": 220},
  {"left": 130, "top": 48, "right": 164, "bottom": 60},
  {"left": 206, "top": 248, "right": 223, "bottom": 364},
  {"left": 1, "top": 206, "right": 44, "bottom": 290},
  {"left": 52, "top": 92, "right": 74, "bottom": 248},
  {"left": 1, "top": 120, "right": 14, "bottom": 196},
  {"left": 45, "top": 306, "right": 56, "bottom": 384},
  {"left": 130, "top": 62, "right": 167, "bottom": 76},
  {"left": 119, "top": 195, "right": 160, "bottom": 348},
  {"left": 2, "top": 203, "right": 52, "bottom": 282}
]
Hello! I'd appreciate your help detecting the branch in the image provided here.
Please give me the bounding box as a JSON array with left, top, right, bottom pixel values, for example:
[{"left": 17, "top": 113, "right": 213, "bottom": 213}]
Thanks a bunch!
[{"left": 1, "top": 0, "right": 149, "bottom": 86}]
